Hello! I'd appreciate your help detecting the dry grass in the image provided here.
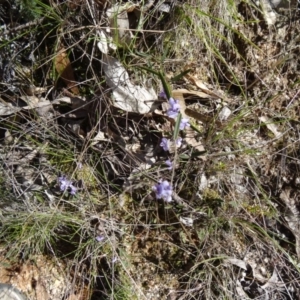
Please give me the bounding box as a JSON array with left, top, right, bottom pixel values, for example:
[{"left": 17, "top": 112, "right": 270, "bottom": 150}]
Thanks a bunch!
[{"left": 0, "top": 0, "right": 300, "bottom": 299}]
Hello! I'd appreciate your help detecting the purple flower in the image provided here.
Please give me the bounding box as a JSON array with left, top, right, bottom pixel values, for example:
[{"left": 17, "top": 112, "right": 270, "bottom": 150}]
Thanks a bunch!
[
  {"left": 160, "top": 137, "right": 170, "bottom": 151},
  {"left": 58, "top": 175, "right": 68, "bottom": 190},
  {"left": 179, "top": 118, "right": 190, "bottom": 130},
  {"left": 96, "top": 235, "right": 105, "bottom": 242},
  {"left": 169, "top": 98, "right": 180, "bottom": 110},
  {"left": 58, "top": 175, "right": 77, "bottom": 195},
  {"left": 153, "top": 180, "right": 173, "bottom": 202},
  {"left": 158, "top": 90, "right": 167, "bottom": 99},
  {"left": 176, "top": 137, "right": 182, "bottom": 148},
  {"left": 165, "top": 159, "right": 172, "bottom": 170},
  {"left": 166, "top": 98, "right": 180, "bottom": 119},
  {"left": 69, "top": 185, "right": 77, "bottom": 195}
]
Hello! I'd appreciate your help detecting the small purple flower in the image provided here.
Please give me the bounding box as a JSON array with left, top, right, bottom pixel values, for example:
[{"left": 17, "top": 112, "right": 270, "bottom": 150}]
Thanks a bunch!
[
  {"left": 165, "top": 159, "right": 173, "bottom": 170},
  {"left": 166, "top": 98, "right": 180, "bottom": 119},
  {"left": 169, "top": 98, "right": 180, "bottom": 110},
  {"left": 158, "top": 90, "right": 167, "bottom": 99},
  {"left": 160, "top": 137, "right": 170, "bottom": 151},
  {"left": 58, "top": 175, "right": 77, "bottom": 195},
  {"left": 69, "top": 185, "right": 77, "bottom": 195},
  {"left": 153, "top": 180, "right": 173, "bottom": 202},
  {"left": 179, "top": 118, "right": 190, "bottom": 130},
  {"left": 96, "top": 235, "right": 105, "bottom": 242},
  {"left": 58, "top": 175, "right": 68, "bottom": 190},
  {"left": 176, "top": 137, "right": 182, "bottom": 148}
]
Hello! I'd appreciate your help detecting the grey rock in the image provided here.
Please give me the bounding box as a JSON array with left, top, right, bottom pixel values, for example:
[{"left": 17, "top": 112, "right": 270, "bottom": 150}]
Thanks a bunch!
[{"left": 0, "top": 284, "right": 27, "bottom": 300}]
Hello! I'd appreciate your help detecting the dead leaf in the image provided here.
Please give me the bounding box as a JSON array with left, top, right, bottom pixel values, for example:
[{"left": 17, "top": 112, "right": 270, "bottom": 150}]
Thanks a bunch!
[
  {"left": 185, "top": 126, "right": 206, "bottom": 154},
  {"left": 90, "top": 131, "right": 109, "bottom": 146},
  {"left": 259, "top": 116, "right": 281, "bottom": 138},
  {"left": 185, "top": 108, "right": 223, "bottom": 128},
  {"left": 54, "top": 43, "right": 79, "bottom": 95},
  {"left": 53, "top": 96, "right": 86, "bottom": 109},
  {"left": 260, "top": 0, "right": 277, "bottom": 25},
  {"left": 224, "top": 257, "right": 247, "bottom": 270},
  {"left": 198, "top": 174, "right": 208, "bottom": 191},
  {"left": 261, "top": 269, "right": 285, "bottom": 290},
  {"left": 218, "top": 106, "right": 231, "bottom": 121},
  {"left": 30, "top": 100, "right": 54, "bottom": 118},
  {"left": 173, "top": 88, "right": 210, "bottom": 99},
  {"left": 186, "top": 75, "right": 210, "bottom": 90},
  {"left": 22, "top": 85, "right": 47, "bottom": 96},
  {"left": 20, "top": 95, "right": 40, "bottom": 107},
  {"left": 0, "top": 102, "right": 21, "bottom": 115},
  {"left": 179, "top": 216, "right": 194, "bottom": 227},
  {"left": 158, "top": 3, "right": 171, "bottom": 13},
  {"left": 102, "top": 54, "right": 157, "bottom": 114},
  {"left": 106, "top": 3, "right": 135, "bottom": 47},
  {"left": 235, "top": 280, "right": 250, "bottom": 299},
  {"left": 3, "top": 129, "right": 14, "bottom": 144},
  {"left": 185, "top": 75, "right": 223, "bottom": 99},
  {"left": 97, "top": 29, "right": 110, "bottom": 54}
]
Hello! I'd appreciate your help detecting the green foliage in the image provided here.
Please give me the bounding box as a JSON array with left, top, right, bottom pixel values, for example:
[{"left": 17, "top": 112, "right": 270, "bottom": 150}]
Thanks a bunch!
[{"left": 17, "top": 0, "right": 58, "bottom": 20}]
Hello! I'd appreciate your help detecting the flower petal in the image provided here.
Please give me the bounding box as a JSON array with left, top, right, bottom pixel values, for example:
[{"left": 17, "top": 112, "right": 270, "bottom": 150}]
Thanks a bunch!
[
  {"left": 176, "top": 137, "right": 182, "bottom": 148},
  {"left": 165, "top": 159, "right": 172, "bottom": 170},
  {"left": 179, "top": 118, "right": 190, "bottom": 130},
  {"left": 160, "top": 137, "right": 170, "bottom": 151},
  {"left": 153, "top": 180, "right": 173, "bottom": 202},
  {"left": 158, "top": 90, "right": 167, "bottom": 99}
]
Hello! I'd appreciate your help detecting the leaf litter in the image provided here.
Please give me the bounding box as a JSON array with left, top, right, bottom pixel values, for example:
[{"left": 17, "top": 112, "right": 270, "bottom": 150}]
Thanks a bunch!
[
  {"left": 0, "top": 0, "right": 300, "bottom": 299},
  {"left": 102, "top": 54, "right": 157, "bottom": 114}
]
